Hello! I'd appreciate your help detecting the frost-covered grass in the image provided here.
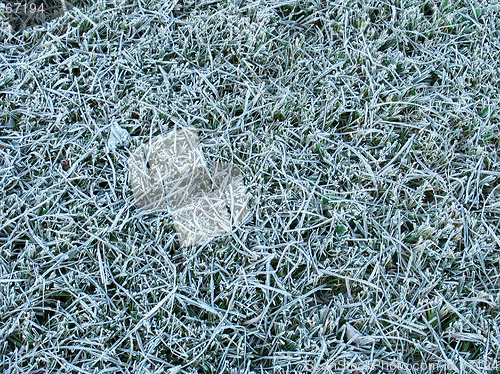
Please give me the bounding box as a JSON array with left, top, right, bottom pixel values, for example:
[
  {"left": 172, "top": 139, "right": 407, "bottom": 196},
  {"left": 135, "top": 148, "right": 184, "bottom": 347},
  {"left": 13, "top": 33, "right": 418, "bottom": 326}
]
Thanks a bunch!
[{"left": 1, "top": 0, "right": 500, "bottom": 373}]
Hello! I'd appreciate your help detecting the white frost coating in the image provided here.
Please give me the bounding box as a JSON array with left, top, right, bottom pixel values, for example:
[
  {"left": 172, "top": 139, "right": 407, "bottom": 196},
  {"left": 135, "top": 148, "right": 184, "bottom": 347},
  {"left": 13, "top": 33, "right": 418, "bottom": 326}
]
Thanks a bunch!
[
  {"left": 128, "top": 127, "right": 248, "bottom": 247},
  {"left": 107, "top": 123, "right": 130, "bottom": 151}
]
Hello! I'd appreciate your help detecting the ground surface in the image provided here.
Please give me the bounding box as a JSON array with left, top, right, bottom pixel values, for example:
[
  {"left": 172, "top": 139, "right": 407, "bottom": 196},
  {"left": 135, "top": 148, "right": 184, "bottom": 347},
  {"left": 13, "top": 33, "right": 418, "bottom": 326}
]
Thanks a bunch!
[{"left": 1, "top": 0, "right": 500, "bottom": 373}]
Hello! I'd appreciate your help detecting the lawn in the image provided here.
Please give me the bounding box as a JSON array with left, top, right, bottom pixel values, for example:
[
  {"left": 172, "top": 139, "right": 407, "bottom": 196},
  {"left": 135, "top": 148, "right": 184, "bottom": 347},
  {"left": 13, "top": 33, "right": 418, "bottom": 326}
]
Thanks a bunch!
[{"left": 1, "top": 0, "right": 500, "bottom": 373}]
